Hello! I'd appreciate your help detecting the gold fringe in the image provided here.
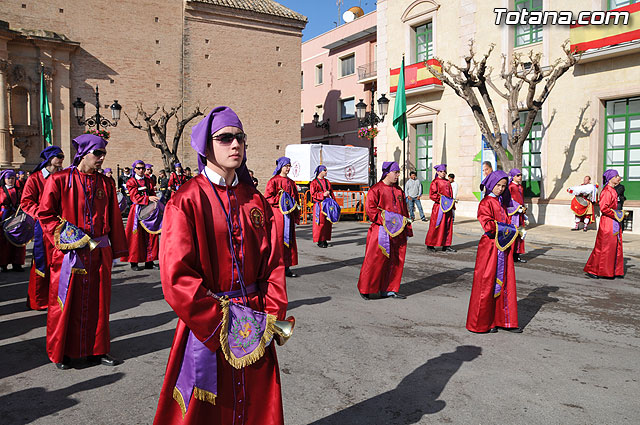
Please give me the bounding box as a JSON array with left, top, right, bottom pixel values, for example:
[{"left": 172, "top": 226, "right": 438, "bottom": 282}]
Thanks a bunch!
[
  {"left": 5, "top": 236, "right": 32, "bottom": 248},
  {"left": 321, "top": 210, "right": 339, "bottom": 223},
  {"left": 440, "top": 199, "right": 455, "bottom": 213},
  {"left": 71, "top": 267, "right": 87, "bottom": 275},
  {"left": 381, "top": 211, "right": 407, "bottom": 238},
  {"left": 378, "top": 244, "right": 390, "bottom": 258},
  {"left": 172, "top": 387, "right": 187, "bottom": 418},
  {"left": 494, "top": 278, "right": 503, "bottom": 298},
  {"left": 193, "top": 387, "right": 217, "bottom": 406},
  {"left": 54, "top": 218, "right": 91, "bottom": 250},
  {"left": 139, "top": 220, "right": 162, "bottom": 235},
  {"left": 57, "top": 296, "right": 64, "bottom": 311},
  {"left": 219, "top": 298, "right": 277, "bottom": 370},
  {"left": 35, "top": 268, "right": 46, "bottom": 278}
]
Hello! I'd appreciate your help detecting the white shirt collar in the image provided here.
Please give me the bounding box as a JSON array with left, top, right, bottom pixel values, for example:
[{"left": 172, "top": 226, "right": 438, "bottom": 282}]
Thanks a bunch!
[
  {"left": 135, "top": 174, "right": 145, "bottom": 180},
  {"left": 42, "top": 168, "right": 51, "bottom": 178},
  {"left": 488, "top": 192, "right": 498, "bottom": 198},
  {"left": 204, "top": 166, "right": 238, "bottom": 187},
  {"left": 5, "top": 185, "right": 14, "bottom": 189}
]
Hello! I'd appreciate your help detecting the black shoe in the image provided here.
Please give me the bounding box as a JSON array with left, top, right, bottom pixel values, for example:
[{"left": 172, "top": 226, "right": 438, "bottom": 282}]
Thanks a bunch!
[
  {"left": 489, "top": 328, "right": 498, "bottom": 333},
  {"left": 421, "top": 218, "right": 428, "bottom": 222},
  {"left": 11, "top": 265, "right": 24, "bottom": 272},
  {"left": 323, "top": 241, "right": 331, "bottom": 248},
  {"left": 130, "top": 263, "right": 145, "bottom": 271},
  {"left": 503, "top": 327, "right": 523, "bottom": 333},
  {"left": 55, "top": 356, "right": 71, "bottom": 370},
  {"left": 360, "top": 293, "right": 371, "bottom": 301},
  {"left": 571, "top": 227, "right": 580, "bottom": 231},
  {"left": 427, "top": 246, "right": 437, "bottom": 252},
  {"left": 514, "top": 255, "right": 527, "bottom": 263},
  {"left": 285, "top": 268, "right": 299, "bottom": 278},
  {"left": 442, "top": 247, "right": 457, "bottom": 253},
  {"left": 382, "top": 291, "right": 406, "bottom": 299},
  {"left": 87, "top": 354, "right": 121, "bottom": 366},
  {"left": 144, "top": 262, "right": 155, "bottom": 270},
  {"left": 586, "top": 273, "right": 599, "bottom": 279}
]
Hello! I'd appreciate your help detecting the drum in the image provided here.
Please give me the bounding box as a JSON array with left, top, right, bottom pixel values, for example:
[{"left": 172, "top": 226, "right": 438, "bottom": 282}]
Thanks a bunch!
[
  {"left": 574, "top": 195, "right": 589, "bottom": 207},
  {"left": 3, "top": 211, "right": 35, "bottom": 247},
  {"left": 138, "top": 201, "right": 164, "bottom": 234},
  {"left": 117, "top": 192, "right": 127, "bottom": 213}
]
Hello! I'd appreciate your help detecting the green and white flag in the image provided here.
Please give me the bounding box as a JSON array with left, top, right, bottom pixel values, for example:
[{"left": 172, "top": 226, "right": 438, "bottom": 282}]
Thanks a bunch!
[
  {"left": 40, "top": 65, "right": 52, "bottom": 146},
  {"left": 393, "top": 56, "right": 407, "bottom": 141}
]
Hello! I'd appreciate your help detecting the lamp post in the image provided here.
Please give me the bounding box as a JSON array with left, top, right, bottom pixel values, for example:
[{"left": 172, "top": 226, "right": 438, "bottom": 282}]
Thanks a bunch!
[
  {"left": 356, "top": 87, "right": 389, "bottom": 187},
  {"left": 72, "top": 85, "right": 122, "bottom": 131},
  {"left": 312, "top": 112, "right": 330, "bottom": 133}
]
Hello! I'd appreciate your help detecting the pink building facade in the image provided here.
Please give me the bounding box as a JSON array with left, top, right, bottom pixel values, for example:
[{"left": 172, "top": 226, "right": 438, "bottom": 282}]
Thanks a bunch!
[{"left": 301, "top": 11, "right": 377, "bottom": 148}]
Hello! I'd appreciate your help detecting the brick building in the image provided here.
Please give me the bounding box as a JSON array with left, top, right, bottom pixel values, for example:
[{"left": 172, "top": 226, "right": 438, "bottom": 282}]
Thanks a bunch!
[{"left": 0, "top": 0, "right": 306, "bottom": 188}]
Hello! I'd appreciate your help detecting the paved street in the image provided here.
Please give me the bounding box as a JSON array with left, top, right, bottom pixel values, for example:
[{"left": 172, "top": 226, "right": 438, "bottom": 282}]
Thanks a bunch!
[{"left": 1, "top": 219, "right": 639, "bottom": 424}]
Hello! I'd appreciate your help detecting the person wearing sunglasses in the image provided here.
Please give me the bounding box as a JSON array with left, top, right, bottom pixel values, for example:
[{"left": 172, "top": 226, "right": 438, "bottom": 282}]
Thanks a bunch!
[
  {"left": 0, "top": 169, "right": 26, "bottom": 273},
  {"left": 153, "top": 106, "right": 288, "bottom": 425},
  {"left": 508, "top": 169, "right": 527, "bottom": 264},
  {"left": 168, "top": 162, "right": 188, "bottom": 194},
  {"left": 39, "top": 134, "right": 128, "bottom": 369},
  {"left": 20, "top": 146, "right": 65, "bottom": 309},
  {"left": 265, "top": 156, "right": 300, "bottom": 277},
  {"left": 121, "top": 160, "right": 160, "bottom": 271},
  {"left": 145, "top": 163, "right": 158, "bottom": 186}
]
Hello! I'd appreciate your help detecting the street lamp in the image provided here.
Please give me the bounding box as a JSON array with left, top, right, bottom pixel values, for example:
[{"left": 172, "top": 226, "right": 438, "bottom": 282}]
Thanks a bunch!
[
  {"left": 357, "top": 87, "right": 389, "bottom": 186},
  {"left": 73, "top": 85, "right": 121, "bottom": 131},
  {"left": 313, "top": 112, "right": 330, "bottom": 133}
]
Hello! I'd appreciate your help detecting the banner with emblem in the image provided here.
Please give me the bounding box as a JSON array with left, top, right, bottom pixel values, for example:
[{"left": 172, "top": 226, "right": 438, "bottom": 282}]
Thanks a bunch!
[
  {"left": 278, "top": 191, "right": 298, "bottom": 248},
  {"left": 436, "top": 195, "right": 455, "bottom": 227},
  {"left": 493, "top": 221, "right": 519, "bottom": 298},
  {"left": 321, "top": 198, "right": 341, "bottom": 223},
  {"left": 378, "top": 210, "right": 408, "bottom": 258}
]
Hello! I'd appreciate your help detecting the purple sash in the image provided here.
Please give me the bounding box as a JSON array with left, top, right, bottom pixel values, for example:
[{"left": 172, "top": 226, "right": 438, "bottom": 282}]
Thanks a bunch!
[
  {"left": 314, "top": 202, "right": 321, "bottom": 225},
  {"left": 219, "top": 298, "right": 276, "bottom": 369},
  {"left": 278, "top": 191, "right": 297, "bottom": 248},
  {"left": 57, "top": 234, "right": 110, "bottom": 311},
  {"left": 33, "top": 221, "right": 47, "bottom": 277},
  {"left": 493, "top": 221, "right": 519, "bottom": 298},
  {"left": 139, "top": 201, "right": 164, "bottom": 234},
  {"left": 378, "top": 210, "right": 408, "bottom": 258},
  {"left": 436, "top": 195, "right": 455, "bottom": 228},
  {"left": 173, "top": 331, "right": 218, "bottom": 418},
  {"left": 507, "top": 202, "right": 524, "bottom": 228},
  {"left": 322, "top": 198, "right": 341, "bottom": 223},
  {"left": 612, "top": 210, "right": 625, "bottom": 235}
]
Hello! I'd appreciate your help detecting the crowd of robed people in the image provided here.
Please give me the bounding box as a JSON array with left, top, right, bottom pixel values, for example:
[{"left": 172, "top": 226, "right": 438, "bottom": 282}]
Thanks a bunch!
[{"left": 0, "top": 105, "right": 630, "bottom": 424}]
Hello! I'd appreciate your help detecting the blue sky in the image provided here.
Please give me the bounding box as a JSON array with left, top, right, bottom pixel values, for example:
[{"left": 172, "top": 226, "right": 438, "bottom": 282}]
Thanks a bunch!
[{"left": 277, "top": 1, "right": 377, "bottom": 41}]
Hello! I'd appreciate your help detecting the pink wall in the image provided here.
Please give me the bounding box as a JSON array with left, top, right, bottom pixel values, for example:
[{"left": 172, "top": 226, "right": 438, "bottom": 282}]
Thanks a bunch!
[{"left": 301, "top": 11, "right": 377, "bottom": 148}]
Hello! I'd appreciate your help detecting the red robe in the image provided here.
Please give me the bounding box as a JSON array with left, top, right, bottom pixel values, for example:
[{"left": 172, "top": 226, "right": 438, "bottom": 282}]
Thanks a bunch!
[
  {"left": 264, "top": 175, "right": 299, "bottom": 267},
  {"left": 466, "top": 196, "right": 518, "bottom": 332},
  {"left": 310, "top": 177, "right": 335, "bottom": 243},
  {"left": 121, "top": 176, "right": 159, "bottom": 263},
  {"left": 168, "top": 172, "right": 188, "bottom": 193},
  {"left": 39, "top": 168, "right": 128, "bottom": 363},
  {"left": 21, "top": 170, "right": 53, "bottom": 309},
  {"left": 425, "top": 177, "right": 454, "bottom": 247},
  {"left": 154, "top": 174, "right": 287, "bottom": 425},
  {"left": 584, "top": 185, "right": 624, "bottom": 278},
  {"left": 0, "top": 185, "right": 26, "bottom": 267},
  {"left": 508, "top": 182, "right": 526, "bottom": 254},
  {"left": 357, "top": 181, "right": 412, "bottom": 295}
]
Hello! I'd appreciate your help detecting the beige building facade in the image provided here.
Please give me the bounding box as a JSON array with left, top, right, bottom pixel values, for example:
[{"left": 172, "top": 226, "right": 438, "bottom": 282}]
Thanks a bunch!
[
  {"left": 0, "top": 0, "right": 306, "bottom": 188},
  {"left": 377, "top": 0, "right": 640, "bottom": 233}
]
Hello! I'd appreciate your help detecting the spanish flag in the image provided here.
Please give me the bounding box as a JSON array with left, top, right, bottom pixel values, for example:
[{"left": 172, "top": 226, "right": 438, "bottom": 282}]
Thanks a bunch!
[
  {"left": 570, "top": 3, "right": 640, "bottom": 52},
  {"left": 390, "top": 59, "right": 442, "bottom": 93}
]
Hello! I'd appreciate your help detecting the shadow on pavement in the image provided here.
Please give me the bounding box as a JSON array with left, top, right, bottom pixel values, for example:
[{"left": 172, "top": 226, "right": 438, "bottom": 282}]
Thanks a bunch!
[
  {"left": 0, "top": 336, "right": 47, "bottom": 380},
  {"left": 0, "top": 373, "right": 124, "bottom": 425},
  {"left": 293, "top": 257, "right": 364, "bottom": 276},
  {"left": 308, "top": 345, "right": 482, "bottom": 425},
  {"left": 111, "top": 328, "right": 175, "bottom": 361},
  {"left": 0, "top": 312, "right": 47, "bottom": 341},
  {"left": 517, "top": 286, "right": 560, "bottom": 329},
  {"left": 110, "top": 310, "right": 177, "bottom": 339},
  {"left": 402, "top": 268, "right": 473, "bottom": 297},
  {"left": 288, "top": 296, "right": 331, "bottom": 310},
  {"left": 523, "top": 246, "right": 553, "bottom": 261}
]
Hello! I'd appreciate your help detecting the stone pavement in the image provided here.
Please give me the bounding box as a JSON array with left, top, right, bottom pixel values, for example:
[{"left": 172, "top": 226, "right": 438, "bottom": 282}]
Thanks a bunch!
[{"left": 411, "top": 214, "right": 640, "bottom": 257}]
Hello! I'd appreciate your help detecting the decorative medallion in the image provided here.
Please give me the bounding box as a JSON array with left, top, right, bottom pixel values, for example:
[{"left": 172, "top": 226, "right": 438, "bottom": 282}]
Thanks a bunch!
[
  {"left": 249, "top": 207, "right": 264, "bottom": 229},
  {"left": 96, "top": 188, "right": 105, "bottom": 200}
]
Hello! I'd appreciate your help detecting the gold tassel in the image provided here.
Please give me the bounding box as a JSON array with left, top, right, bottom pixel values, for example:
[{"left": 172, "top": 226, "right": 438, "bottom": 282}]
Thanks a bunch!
[
  {"left": 193, "top": 387, "right": 217, "bottom": 406},
  {"left": 139, "top": 221, "right": 162, "bottom": 235},
  {"left": 35, "top": 268, "right": 46, "bottom": 278},
  {"left": 172, "top": 387, "right": 187, "bottom": 418}
]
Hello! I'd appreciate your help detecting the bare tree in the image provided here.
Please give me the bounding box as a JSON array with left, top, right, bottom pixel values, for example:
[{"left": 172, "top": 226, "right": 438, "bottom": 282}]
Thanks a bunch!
[
  {"left": 125, "top": 103, "right": 203, "bottom": 171},
  {"left": 426, "top": 40, "right": 579, "bottom": 170}
]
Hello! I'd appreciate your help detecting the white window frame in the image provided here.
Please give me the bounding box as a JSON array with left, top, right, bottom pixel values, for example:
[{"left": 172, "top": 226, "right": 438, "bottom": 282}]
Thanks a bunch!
[{"left": 338, "top": 53, "right": 356, "bottom": 78}]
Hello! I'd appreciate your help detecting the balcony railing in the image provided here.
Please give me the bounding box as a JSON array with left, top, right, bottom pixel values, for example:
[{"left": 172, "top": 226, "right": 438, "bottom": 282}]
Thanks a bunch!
[
  {"left": 570, "top": 3, "right": 640, "bottom": 53},
  {"left": 389, "top": 59, "right": 443, "bottom": 93},
  {"left": 357, "top": 61, "right": 377, "bottom": 82}
]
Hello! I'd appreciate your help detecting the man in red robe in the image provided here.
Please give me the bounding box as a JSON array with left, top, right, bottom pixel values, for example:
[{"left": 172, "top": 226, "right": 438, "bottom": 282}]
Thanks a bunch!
[
  {"left": 265, "top": 156, "right": 300, "bottom": 277},
  {"left": 584, "top": 170, "right": 625, "bottom": 279},
  {"left": 39, "top": 134, "right": 128, "bottom": 369},
  {"left": 121, "top": 159, "right": 160, "bottom": 271},
  {"left": 21, "top": 146, "right": 65, "bottom": 309},
  {"left": 15, "top": 170, "right": 27, "bottom": 191},
  {"left": 153, "top": 106, "right": 288, "bottom": 425},
  {"left": 508, "top": 168, "right": 527, "bottom": 264},
  {"left": 357, "top": 161, "right": 412, "bottom": 300},
  {"left": 168, "top": 162, "right": 188, "bottom": 194},
  {"left": 425, "top": 164, "right": 456, "bottom": 252},
  {"left": 1, "top": 169, "right": 26, "bottom": 272},
  {"left": 466, "top": 170, "right": 521, "bottom": 333},
  {"left": 310, "top": 164, "right": 335, "bottom": 248}
]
